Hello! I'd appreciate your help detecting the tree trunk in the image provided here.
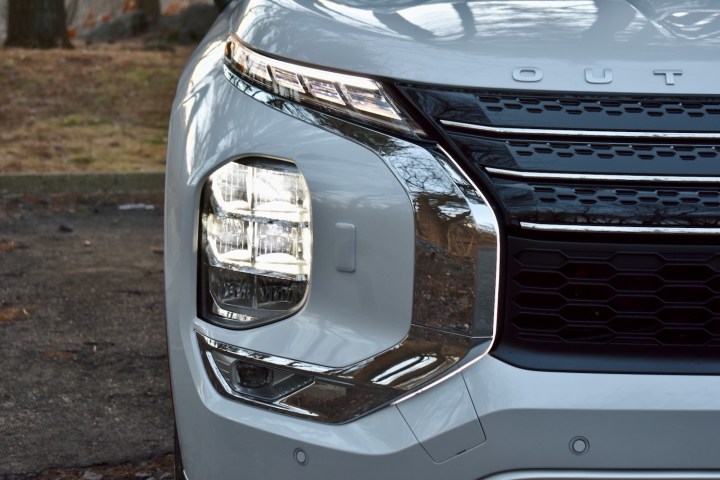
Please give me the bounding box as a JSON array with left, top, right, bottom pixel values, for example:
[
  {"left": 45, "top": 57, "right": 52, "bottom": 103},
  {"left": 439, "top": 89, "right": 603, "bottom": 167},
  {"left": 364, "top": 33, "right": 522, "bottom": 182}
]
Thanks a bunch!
[
  {"left": 136, "top": 0, "right": 161, "bottom": 24},
  {"left": 5, "top": 0, "right": 72, "bottom": 49}
]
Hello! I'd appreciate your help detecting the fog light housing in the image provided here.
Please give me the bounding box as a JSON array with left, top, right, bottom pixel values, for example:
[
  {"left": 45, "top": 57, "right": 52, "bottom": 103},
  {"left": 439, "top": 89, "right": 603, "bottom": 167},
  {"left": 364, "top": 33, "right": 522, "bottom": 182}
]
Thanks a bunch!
[
  {"left": 199, "top": 158, "right": 312, "bottom": 329},
  {"left": 234, "top": 361, "right": 273, "bottom": 389}
]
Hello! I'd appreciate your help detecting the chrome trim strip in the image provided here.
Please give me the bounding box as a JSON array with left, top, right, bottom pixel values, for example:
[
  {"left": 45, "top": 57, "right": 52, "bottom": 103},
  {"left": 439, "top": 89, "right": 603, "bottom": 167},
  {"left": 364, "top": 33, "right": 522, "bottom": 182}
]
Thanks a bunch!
[
  {"left": 486, "top": 167, "right": 720, "bottom": 184},
  {"left": 200, "top": 68, "right": 501, "bottom": 423},
  {"left": 485, "top": 471, "right": 720, "bottom": 480},
  {"left": 437, "top": 145, "right": 500, "bottom": 339},
  {"left": 198, "top": 330, "right": 489, "bottom": 423},
  {"left": 440, "top": 119, "right": 720, "bottom": 140},
  {"left": 520, "top": 222, "right": 720, "bottom": 235}
]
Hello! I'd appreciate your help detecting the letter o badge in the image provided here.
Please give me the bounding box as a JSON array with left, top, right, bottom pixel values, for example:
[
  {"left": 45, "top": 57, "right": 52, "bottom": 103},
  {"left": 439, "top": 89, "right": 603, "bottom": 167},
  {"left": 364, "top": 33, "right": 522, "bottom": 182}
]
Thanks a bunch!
[{"left": 512, "top": 67, "right": 543, "bottom": 82}]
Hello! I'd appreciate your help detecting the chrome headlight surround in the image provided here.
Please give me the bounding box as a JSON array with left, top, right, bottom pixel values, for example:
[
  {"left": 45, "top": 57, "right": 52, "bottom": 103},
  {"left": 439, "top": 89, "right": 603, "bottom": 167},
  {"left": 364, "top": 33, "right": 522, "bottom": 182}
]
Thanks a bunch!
[{"left": 196, "top": 37, "right": 500, "bottom": 423}]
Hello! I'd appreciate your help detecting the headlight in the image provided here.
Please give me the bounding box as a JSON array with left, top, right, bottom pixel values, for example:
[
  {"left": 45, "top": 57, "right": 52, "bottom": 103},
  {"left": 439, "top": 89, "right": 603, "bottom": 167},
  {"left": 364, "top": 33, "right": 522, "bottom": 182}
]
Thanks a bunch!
[
  {"left": 224, "top": 34, "right": 423, "bottom": 138},
  {"left": 199, "top": 158, "right": 312, "bottom": 329}
]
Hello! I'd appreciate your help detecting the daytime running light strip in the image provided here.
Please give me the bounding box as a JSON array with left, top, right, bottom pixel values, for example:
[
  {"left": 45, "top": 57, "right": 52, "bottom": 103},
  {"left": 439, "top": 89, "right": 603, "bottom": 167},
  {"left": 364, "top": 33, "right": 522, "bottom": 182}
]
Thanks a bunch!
[{"left": 225, "top": 34, "right": 402, "bottom": 121}]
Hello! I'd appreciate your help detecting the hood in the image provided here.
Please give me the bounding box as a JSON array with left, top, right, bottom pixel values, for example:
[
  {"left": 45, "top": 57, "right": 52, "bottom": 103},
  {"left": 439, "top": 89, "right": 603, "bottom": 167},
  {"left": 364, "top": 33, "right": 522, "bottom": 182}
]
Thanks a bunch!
[{"left": 231, "top": 0, "right": 720, "bottom": 94}]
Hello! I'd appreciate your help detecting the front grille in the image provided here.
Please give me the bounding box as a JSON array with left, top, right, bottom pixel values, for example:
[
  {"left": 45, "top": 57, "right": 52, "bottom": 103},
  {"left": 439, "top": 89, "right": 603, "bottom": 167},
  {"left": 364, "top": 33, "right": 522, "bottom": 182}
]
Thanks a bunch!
[
  {"left": 498, "top": 237, "right": 720, "bottom": 373},
  {"left": 398, "top": 83, "right": 720, "bottom": 373}
]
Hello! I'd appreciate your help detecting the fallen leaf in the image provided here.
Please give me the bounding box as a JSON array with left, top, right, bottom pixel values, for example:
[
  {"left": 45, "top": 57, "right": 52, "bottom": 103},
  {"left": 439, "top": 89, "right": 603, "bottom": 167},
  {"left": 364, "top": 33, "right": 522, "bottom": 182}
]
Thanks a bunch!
[
  {"left": 41, "top": 348, "right": 78, "bottom": 362},
  {"left": 0, "top": 240, "right": 27, "bottom": 252},
  {"left": 0, "top": 306, "right": 26, "bottom": 324}
]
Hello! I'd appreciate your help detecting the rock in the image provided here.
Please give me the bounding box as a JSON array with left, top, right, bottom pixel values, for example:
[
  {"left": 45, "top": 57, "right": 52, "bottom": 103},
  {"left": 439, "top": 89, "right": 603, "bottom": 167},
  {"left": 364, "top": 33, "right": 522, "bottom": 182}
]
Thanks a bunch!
[
  {"left": 83, "top": 12, "right": 151, "bottom": 43},
  {"left": 58, "top": 224, "right": 74, "bottom": 233},
  {"left": 82, "top": 471, "right": 103, "bottom": 480}
]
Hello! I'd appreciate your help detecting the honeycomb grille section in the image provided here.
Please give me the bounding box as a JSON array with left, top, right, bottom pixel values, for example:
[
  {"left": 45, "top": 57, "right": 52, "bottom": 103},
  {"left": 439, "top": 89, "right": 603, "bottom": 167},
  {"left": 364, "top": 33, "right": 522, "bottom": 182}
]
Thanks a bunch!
[
  {"left": 450, "top": 134, "right": 720, "bottom": 176},
  {"left": 475, "top": 94, "right": 720, "bottom": 120},
  {"left": 507, "top": 140, "right": 720, "bottom": 163},
  {"left": 498, "top": 238, "right": 720, "bottom": 373},
  {"left": 398, "top": 84, "right": 720, "bottom": 132},
  {"left": 493, "top": 178, "right": 720, "bottom": 227}
]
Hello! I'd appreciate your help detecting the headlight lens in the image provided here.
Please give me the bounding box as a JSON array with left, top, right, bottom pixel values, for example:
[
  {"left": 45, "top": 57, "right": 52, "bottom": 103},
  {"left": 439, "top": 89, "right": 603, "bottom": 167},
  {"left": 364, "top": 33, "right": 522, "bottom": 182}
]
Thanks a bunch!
[
  {"left": 200, "top": 158, "right": 312, "bottom": 328},
  {"left": 224, "top": 34, "right": 423, "bottom": 137}
]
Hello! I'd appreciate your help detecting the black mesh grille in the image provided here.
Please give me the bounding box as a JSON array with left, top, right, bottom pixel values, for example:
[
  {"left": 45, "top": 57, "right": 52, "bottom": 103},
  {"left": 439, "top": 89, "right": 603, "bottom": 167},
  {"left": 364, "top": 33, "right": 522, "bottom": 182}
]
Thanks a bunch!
[
  {"left": 498, "top": 237, "right": 720, "bottom": 373},
  {"left": 493, "top": 178, "right": 720, "bottom": 228},
  {"left": 532, "top": 185, "right": 720, "bottom": 208},
  {"left": 451, "top": 134, "right": 720, "bottom": 176},
  {"left": 472, "top": 93, "right": 720, "bottom": 121},
  {"left": 399, "top": 84, "right": 720, "bottom": 132},
  {"left": 507, "top": 140, "right": 720, "bottom": 163}
]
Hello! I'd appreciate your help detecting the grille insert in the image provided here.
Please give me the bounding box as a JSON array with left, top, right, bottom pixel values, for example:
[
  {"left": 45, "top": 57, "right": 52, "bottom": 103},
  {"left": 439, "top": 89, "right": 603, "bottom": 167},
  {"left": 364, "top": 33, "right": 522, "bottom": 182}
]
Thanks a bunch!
[
  {"left": 507, "top": 140, "right": 720, "bottom": 162},
  {"left": 493, "top": 178, "right": 720, "bottom": 228},
  {"left": 497, "top": 237, "right": 720, "bottom": 373},
  {"left": 450, "top": 134, "right": 720, "bottom": 176},
  {"left": 398, "top": 84, "right": 720, "bottom": 132},
  {"left": 476, "top": 94, "right": 720, "bottom": 120}
]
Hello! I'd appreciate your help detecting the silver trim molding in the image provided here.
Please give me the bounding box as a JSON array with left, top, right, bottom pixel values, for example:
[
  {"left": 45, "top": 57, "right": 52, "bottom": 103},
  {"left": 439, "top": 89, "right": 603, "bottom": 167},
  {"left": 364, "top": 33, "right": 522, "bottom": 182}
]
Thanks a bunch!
[
  {"left": 486, "top": 167, "right": 720, "bottom": 184},
  {"left": 485, "top": 470, "right": 720, "bottom": 480},
  {"left": 520, "top": 222, "right": 720, "bottom": 235},
  {"left": 440, "top": 119, "right": 720, "bottom": 140}
]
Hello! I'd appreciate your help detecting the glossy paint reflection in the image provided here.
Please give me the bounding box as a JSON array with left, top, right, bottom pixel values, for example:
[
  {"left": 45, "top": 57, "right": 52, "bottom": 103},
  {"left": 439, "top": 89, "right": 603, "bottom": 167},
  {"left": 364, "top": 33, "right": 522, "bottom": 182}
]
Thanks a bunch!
[{"left": 231, "top": 0, "right": 720, "bottom": 92}]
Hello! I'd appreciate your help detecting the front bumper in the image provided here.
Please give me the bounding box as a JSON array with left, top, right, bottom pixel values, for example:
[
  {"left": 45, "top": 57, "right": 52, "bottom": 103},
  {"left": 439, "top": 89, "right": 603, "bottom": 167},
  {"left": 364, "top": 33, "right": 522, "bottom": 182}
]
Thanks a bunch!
[{"left": 172, "top": 332, "right": 720, "bottom": 479}]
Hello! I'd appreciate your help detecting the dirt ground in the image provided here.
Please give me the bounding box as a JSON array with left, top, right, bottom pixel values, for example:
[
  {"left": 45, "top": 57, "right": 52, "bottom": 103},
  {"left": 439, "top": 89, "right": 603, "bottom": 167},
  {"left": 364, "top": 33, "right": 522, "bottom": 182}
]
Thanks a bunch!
[
  {"left": 0, "top": 40, "right": 194, "bottom": 174},
  {"left": 0, "top": 195, "right": 174, "bottom": 479},
  {"left": 0, "top": 22, "right": 202, "bottom": 480}
]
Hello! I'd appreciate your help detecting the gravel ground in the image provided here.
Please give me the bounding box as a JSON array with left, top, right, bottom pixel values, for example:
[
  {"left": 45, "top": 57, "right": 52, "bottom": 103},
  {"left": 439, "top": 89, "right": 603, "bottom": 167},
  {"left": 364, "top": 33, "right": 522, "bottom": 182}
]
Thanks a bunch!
[{"left": 0, "top": 194, "right": 174, "bottom": 479}]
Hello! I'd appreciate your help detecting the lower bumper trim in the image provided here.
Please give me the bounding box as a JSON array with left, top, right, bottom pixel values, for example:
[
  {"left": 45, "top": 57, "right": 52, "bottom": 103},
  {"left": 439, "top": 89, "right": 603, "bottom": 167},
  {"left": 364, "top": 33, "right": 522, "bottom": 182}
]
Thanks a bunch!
[{"left": 485, "top": 471, "right": 720, "bottom": 480}]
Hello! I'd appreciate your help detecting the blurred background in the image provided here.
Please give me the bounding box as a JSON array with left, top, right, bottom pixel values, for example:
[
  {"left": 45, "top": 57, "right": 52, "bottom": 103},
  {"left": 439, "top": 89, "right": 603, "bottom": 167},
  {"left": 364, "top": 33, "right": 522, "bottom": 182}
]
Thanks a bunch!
[
  {"left": 0, "top": 0, "right": 217, "bottom": 175},
  {"left": 0, "top": 1, "right": 219, "bottom": 479}
]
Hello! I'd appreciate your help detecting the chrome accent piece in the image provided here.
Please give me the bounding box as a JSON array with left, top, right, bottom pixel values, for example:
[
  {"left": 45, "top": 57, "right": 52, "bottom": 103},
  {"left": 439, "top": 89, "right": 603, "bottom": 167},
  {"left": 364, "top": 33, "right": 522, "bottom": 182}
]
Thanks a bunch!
[
  {"left": 485, "top": 471, "right": 720, "bottom": 480},
  {"left": 520, "top": 222, "right": 720, "bottom": 235},
  {"left": 200, "top": 67, "right": 501, "bottom": 423},
  {"left": 435, "top": 145, "right": 500, "bottom": 338},
  {"left": 486, "top": 167, "right": 720, "bottom": 184},
  {"left": 198, "top": 330, "right": 488, "bottom": 423},
  {"left": 440, "top": 119, "right": 720, "bottom": 140},
  {"left": 376, "top": 138, "right": 499, "bottom": 338}
]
